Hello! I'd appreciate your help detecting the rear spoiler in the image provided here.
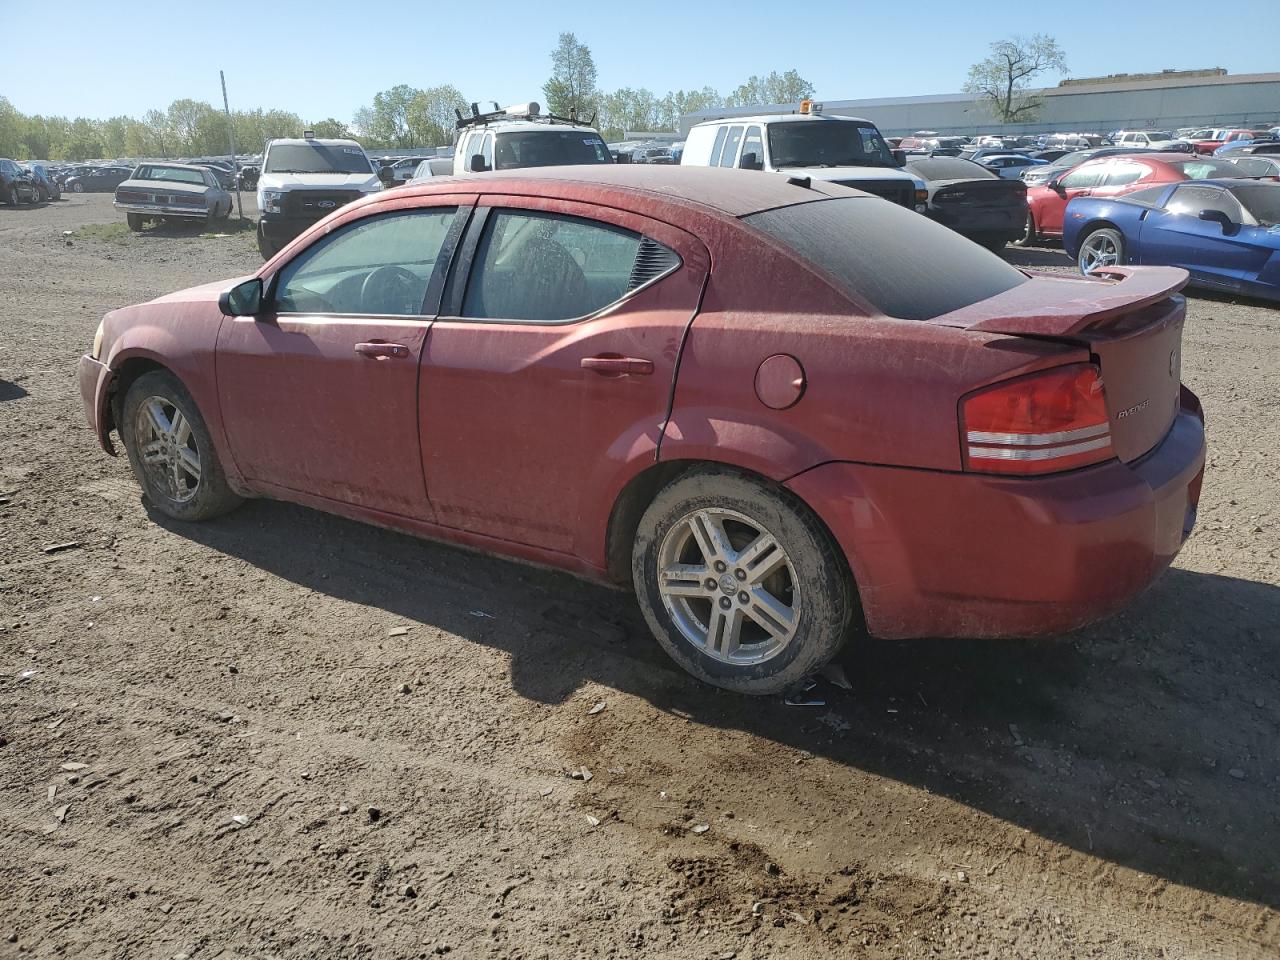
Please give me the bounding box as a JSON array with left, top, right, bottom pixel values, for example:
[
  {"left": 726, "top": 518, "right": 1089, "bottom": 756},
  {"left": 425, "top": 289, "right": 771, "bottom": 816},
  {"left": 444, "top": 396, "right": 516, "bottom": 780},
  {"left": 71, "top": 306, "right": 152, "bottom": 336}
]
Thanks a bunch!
[{"left": 932, "top": 266, "right": 1189, "bottom": 337}]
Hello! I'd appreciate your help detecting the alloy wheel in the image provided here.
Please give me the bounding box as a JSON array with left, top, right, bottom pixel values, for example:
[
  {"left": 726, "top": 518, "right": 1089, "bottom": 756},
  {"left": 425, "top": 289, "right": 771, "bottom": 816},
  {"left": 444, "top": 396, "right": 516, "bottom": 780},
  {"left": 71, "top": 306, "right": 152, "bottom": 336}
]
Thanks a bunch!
[
  {"left": 1079, "top": 231, "right": 1120, "bottom": 274},
  {"left": 656, "top": 507, "right": 800, "bottom": 665},
  {"left": 134, "top": 396, "right": 202, "bottom": 502}
]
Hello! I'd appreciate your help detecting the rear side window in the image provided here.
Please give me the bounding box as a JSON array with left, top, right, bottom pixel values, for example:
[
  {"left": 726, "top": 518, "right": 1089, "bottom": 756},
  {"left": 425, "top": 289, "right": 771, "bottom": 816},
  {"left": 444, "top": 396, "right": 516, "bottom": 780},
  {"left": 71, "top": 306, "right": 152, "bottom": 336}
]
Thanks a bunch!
[
  {"left": 461, "top": 210, "right": 679, "bottom": 323},
  {"left": 1060, "top": 163, "right": 1107, "bottom": 189},
  {"left": 743, "top": 197, "right": 1027, "bottom": 321},
  {"left": 1104, "top": 161, "right": 1148, "bottom": 186}
]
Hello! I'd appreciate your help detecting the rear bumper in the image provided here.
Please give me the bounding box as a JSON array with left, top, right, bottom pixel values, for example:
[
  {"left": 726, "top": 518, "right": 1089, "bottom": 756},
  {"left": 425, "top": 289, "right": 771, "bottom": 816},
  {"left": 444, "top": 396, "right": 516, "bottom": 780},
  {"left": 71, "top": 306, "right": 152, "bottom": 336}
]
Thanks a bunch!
[
  {"left": 78, "top": 354, "right": 117, "bottom": 455},
  {"left": 786, "top": 397, "right": 1206, "bottom": 639},
  {"left": 928, "top": 207, "right": 1025, "bottom": 237},
  {"left": 115, "top": 201, "right": 209, "bottom": 219}
]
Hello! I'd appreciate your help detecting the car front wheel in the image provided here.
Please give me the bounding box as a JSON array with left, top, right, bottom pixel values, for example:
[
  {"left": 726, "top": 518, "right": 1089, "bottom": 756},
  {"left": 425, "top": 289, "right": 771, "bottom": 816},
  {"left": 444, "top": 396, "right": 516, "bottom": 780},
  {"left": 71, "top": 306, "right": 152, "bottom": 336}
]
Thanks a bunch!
[
  {"left": 632, "top": 468, "right": 855, "bottom": 695},
  {"left": 72, "top": 182, "right": 84, "bottom": 193},
  {"left": 1077, "top": 227, "right": 1124, "bottom": 275},
  {"left": 126, "top": 213, "right": 145, "bottom": 232},
  {"left": 1014, "top": 211, "right": 1037, "bottom": 246},
  {"left": 121, "top": 370, "right": 243, "bottom": 522}
]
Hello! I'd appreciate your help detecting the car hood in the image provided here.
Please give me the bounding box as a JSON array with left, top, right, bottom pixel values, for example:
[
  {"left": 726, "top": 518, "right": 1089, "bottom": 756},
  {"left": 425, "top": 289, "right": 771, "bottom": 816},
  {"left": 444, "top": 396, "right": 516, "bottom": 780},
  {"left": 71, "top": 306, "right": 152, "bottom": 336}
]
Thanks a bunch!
[
  {"left": 256, "top": 172, "right": 380, "bottom": 191},
  {"left": 149, "top": 276, "right": 249, "bottom": 305},
  {"left": 775, "top": 165, "right": 918, "bottom": 185}
]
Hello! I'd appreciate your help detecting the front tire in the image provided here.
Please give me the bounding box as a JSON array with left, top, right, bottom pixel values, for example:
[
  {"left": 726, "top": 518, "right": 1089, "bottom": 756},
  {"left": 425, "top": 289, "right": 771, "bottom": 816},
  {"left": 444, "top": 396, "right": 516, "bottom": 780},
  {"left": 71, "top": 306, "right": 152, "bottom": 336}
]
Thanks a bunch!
[
  {"left": 126, "top": 212, "right": 145, "bottom": 232},
  {"left": 1077, "top": 226, "right": 1125, "bottom": 275},
  {"left": 632, "top": 468, "right": 855, "bottom": 695},
  {"left": 121, "top": 370, "right": 243, "bottom": 522},
  {"left": 72, "top": 181, "right": 84, "bottom": 193},
  {"left": 256, "top": 223, "right": 278, "bottom": 260},
  {"left": 5, "top": 185, "right": 17, "bottom": 207}
]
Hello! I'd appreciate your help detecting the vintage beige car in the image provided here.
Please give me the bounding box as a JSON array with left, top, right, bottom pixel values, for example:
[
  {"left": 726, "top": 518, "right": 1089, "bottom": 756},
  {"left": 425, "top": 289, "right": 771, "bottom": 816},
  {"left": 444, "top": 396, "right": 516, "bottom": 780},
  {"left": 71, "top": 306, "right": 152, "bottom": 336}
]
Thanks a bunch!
[{"left": 113, "top": 163, "right": 233, "bottom": 231}]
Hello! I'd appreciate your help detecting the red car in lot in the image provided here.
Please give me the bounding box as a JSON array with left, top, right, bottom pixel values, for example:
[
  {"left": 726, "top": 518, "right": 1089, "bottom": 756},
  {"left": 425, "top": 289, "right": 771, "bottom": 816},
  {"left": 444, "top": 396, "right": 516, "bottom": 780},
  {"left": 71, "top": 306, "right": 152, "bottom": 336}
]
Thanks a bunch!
[
  {"left": 78, "top": 167, "right": 1206, "bottom": 694},
  {"left": 1190, "top": 129, "right": 1265, "bottom": 154},
  {"left": 1022, "top": 153, "right": 1246, "bottom": 244}
]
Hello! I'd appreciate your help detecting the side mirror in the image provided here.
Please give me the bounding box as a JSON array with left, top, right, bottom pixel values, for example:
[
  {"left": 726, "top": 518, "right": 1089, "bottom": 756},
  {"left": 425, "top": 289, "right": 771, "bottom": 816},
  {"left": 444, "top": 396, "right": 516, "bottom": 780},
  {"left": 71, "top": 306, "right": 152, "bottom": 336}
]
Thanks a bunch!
[
  {"left": 469, "top": 154, "right": 489, "bottom": 173},
  {"left": 1048, "top": 177, "right": 1066, "bottom": 193},
  {"left": 1198, "top": 209, "right": 1235, "bottom": 231},
  {"left": 891, "top": 149, "right": 907, "bottom": 167},
  {"left": 219, "top": 277, "right": 263, "bottom": 317},
  {"left": 377, "top": 165, "right": 396, "bottom": 185}
]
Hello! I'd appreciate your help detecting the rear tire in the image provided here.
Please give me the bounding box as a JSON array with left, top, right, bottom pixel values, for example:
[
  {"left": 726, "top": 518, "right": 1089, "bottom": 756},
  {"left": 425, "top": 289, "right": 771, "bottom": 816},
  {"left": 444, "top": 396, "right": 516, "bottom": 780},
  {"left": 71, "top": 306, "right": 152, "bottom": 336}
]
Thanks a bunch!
[
  {"left": 72, "top": 182, "right": 84, "bottom": 193},
  {"left": 976, "top": 234, "right": 1008, "bottom": 253},
  {"left": 5, "top": 185, "right": 17, "bottom": 207},
  {"left": 632, "top": 468, "right": 856, "bottom": 695},
  {"left": 121, "top": 370, "right": 243, "bottom": 523},
  {"left": 126, "top": 212, "right": 145, "bottom": 232},
  {"left": 1014, "top": 211, "right": 1037, "bottom": 246}
]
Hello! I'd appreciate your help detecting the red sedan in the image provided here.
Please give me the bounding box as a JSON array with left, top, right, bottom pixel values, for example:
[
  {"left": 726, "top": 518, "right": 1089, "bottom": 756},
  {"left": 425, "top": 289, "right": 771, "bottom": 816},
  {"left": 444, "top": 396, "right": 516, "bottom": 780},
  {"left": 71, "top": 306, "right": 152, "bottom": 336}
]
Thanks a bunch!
[
  {"left": 1022, "top": 153, "right": 1246, "bottom": 244},
  {"left": 79, "top": 167, "right": 1206, "bottom": 694}
]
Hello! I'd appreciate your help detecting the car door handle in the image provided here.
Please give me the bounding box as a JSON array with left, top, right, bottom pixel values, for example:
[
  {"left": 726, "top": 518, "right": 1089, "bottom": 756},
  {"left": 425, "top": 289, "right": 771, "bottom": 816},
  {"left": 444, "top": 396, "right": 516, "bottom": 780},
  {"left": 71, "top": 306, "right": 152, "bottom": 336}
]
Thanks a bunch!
[
  {"left": 580, "top": 356, "right": 654, "bottom": 376},
  {"left": 355, "top": 341, "right": 410, "bottom": 359}
]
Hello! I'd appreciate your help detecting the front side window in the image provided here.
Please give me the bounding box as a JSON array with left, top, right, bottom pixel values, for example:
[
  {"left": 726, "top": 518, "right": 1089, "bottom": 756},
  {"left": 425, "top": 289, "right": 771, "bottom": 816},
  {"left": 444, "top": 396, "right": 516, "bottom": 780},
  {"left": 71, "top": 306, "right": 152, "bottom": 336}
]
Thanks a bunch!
[
  {"left": 718, "top": 126, "right": 744, "bottom": 168},
  {"left": 1060, "top": 164, "right": 1107, "bottom": 189},
  {"left": 274, "top": 208, "right": 457, "bottom": 316},
  {"left": 460, "top": 210, "right": 677, "bottom": 323}
]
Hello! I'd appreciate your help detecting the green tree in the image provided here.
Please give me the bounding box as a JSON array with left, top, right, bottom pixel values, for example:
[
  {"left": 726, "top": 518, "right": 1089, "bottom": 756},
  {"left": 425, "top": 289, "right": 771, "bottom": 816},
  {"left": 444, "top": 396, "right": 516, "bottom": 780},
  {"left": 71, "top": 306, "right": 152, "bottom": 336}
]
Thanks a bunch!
[
  {"left": 725, "top": 70, "right": 814, "bottom": 108},
  {"left": 543, "top": 32, "right": 598, "bottom": 121},
  {"left": 309, "top": 117, "right": 350, "bottom": 139},
  {"left": 964, "top": 34, "right": 1067, "bottom": 123},
  {"left": 406, "top": 85, "right": 466, "bottom": 146}
]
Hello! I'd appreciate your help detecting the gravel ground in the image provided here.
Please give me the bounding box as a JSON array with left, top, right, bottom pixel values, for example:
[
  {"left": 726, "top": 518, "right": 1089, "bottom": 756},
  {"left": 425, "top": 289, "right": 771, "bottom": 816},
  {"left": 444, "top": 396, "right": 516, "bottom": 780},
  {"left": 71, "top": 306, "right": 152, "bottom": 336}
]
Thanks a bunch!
[{"left": 1, "top": 193, "right": 1277, "bottom": 960}]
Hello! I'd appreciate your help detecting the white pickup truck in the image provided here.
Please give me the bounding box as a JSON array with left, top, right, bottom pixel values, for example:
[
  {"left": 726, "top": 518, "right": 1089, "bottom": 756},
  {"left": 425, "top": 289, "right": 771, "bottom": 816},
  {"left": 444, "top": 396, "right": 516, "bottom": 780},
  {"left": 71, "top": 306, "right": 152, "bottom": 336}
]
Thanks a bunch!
[{"left": 681, "top": 106, "right": 927, "bottom": 213}]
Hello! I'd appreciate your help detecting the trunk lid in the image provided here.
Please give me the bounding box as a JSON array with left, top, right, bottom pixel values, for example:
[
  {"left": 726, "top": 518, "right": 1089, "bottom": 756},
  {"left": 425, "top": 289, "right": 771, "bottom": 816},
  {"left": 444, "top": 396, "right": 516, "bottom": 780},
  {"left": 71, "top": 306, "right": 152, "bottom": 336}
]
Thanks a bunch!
[{"left": 933, "top": 267, "right": 1190, "bottom": 463}]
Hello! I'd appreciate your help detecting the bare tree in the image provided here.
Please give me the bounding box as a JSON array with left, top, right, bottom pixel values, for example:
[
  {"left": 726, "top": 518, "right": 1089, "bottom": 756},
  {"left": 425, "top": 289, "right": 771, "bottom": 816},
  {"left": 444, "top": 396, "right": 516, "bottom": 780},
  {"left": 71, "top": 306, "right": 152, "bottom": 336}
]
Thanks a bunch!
[{"left": 964, "top": 35, "right": 1067, "bottom": 123}]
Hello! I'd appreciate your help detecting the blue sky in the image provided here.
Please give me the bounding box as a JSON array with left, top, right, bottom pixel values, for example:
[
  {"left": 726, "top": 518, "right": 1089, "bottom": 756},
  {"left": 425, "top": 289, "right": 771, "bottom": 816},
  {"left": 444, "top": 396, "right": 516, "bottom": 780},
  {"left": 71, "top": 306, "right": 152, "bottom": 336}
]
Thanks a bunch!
[{"left": 3, "top": 0, "right": 1278, "bottom": 121}]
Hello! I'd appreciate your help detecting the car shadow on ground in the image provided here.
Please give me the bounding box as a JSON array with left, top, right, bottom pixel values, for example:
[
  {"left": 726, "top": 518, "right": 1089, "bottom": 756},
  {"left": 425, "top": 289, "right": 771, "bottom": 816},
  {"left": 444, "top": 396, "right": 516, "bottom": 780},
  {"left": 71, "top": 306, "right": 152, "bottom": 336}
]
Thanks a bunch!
[
  {"left": 138, "top": 216, "right": 256, "bottom": 238},
  {"left": 0, "top": 378, "right": 28, "bottom": 401},
  {"left": 1000, "top": 244, "right": 1071, "bottom": 270},
  {"left": 157, "top": 496, "right": 1280, "bottom": 911}
]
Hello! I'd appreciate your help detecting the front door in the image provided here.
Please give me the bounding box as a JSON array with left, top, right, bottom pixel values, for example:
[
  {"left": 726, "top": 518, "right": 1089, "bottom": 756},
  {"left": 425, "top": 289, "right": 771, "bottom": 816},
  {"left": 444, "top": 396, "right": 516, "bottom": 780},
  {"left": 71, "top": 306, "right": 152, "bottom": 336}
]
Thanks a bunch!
[
  {"left": 216, "top": 200, "right": 470, "bottom": 517},
  {"left": 420, "top": 198, "right": 709, "bottom": 556},
  {"left": 1139, "top": 184, "right": 1268, "bottom": 290}
]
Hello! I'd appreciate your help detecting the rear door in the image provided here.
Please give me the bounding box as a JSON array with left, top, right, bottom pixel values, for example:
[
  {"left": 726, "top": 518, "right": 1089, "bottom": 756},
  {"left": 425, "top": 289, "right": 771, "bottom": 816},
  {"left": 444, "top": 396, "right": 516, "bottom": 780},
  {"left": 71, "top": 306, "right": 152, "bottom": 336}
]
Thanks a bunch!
[
  {"left": 420, "top": 197, "right": 709, "bottom": 555},
  {"left": 216, "top": 199, "right": 471, "bottom": 517}
]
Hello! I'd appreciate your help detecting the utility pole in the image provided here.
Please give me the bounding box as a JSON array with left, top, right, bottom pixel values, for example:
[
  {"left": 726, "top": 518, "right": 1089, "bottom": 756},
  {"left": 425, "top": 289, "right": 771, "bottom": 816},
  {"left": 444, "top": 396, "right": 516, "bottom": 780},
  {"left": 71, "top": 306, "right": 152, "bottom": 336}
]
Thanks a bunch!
[{"left": 220, "top": 70, "right": 243, "bottom": 221}]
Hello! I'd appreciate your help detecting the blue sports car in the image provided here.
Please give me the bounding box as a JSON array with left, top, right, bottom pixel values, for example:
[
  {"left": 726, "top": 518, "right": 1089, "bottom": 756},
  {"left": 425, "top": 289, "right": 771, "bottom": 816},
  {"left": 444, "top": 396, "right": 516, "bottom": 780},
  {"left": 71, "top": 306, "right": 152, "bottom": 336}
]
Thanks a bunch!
[{"left": 1062, "top": 179, "right": 1280, "bottom": 303}]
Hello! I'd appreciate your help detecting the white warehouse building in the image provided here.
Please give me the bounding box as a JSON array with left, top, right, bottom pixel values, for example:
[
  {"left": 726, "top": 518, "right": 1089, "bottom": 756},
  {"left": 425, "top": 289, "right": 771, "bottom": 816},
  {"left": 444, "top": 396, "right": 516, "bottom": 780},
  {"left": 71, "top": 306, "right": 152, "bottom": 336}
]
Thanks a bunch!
[{"left": 679, "top": 69, "right": 1280, "bottom": 138}]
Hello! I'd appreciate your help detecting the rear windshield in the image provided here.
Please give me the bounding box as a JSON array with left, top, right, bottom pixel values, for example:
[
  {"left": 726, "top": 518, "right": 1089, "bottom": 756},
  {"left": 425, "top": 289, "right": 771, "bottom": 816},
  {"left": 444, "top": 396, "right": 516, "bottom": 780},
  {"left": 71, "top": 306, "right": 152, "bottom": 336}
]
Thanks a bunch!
[
  {"left": 908, "top": 157, "right": 995, "bottom": 181},
  {"left": 264, "top": 143, "right": 373, "bottom": 175},
  {"left": 1168, "top": 158, "right": 1247, "bottom": 180},
  {"left": 136, "top": 165, "right": 206, "bottom": 185},
  {"left": 743, "top": 197, "right": 1027, "bottom": 321},
  {"left": 495, "top": 131, "right": 612, "bottom": 169}
]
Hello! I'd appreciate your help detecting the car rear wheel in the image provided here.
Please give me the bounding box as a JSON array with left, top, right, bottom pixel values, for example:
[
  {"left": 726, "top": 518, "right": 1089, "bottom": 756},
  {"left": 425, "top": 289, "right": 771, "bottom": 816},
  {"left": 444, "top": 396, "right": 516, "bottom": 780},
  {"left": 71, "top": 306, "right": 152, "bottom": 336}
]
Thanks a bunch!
[
  {"left": 5, "top": 185, "right": 17, "bottom": 207},
  {"left": 121, "top": 370, "right": 243, "bottom": 522},
  {"left": 126, "top": 213, "right": 145, "bottom": 232},
  {"left": 1014, "top": 211, "right": 1037, "bottom": 246},
  {"left": 1077, "top": 227, "right": 1124, "bottom": 275},
  {"left": 632, "top": 468, "right": 855, "bottom": 695},
  {"left": 72, "top": 182, "right": 84, "bottom": 193}
]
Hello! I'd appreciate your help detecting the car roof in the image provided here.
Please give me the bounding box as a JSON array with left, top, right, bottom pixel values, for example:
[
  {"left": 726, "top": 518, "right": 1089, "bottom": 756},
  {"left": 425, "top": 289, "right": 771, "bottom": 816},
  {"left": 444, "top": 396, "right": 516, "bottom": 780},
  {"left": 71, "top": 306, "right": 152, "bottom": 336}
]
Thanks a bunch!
[
  {"left": 395, "top": 164, "right": 853, "bottom": 218},
  {"left": 464, "top": 119, "right": 599, "bottom": 135},
  {"left": 268, "top": 138, "right": 364, "bottom": 148},
  {"left": 135, "top": 162, "right": 209, "bottom": 171},
  {"left": 693, "top": 113, "right": 874, "bottom": 127}
]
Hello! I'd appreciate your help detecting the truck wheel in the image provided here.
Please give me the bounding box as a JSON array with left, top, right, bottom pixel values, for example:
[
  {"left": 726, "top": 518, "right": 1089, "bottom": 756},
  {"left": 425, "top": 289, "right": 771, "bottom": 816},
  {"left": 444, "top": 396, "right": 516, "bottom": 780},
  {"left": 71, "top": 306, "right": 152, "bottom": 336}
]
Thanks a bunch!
[
  {"left": 126, "top": 213, "right": 145, "bottom": 232},
  {"left": 121, "top": 370, "right": 243, "bottom": 523},
  {"left": 256, "top": 223, "right": 277, "bottom": 260},
  {"left": 632, "top": 468, "right": 856, "bottom": 695}
]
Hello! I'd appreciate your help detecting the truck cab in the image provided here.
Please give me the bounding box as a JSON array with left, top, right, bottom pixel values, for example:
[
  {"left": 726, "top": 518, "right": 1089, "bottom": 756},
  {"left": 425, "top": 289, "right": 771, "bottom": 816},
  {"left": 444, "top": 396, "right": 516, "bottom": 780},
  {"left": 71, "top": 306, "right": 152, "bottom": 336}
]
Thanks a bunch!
[
  {"left": 680, "top": 104, "right": 926, "bottom": 212},
  {"left": 452, "top": 102, "right": 613, "bottom": 175},
  {"left": 255, "top": 134, "right": 382, "bottom": 259}
]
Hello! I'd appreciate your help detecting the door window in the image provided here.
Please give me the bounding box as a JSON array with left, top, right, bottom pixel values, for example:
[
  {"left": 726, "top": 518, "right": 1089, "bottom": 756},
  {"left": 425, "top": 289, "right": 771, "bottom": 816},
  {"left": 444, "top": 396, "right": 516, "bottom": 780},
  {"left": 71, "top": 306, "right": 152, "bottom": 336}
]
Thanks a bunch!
[
  {"left": 460, "top": 210, "right": 678, "bottom": 323},
  {"left": 273, "top": 208, "right": 458, "bottom": 316},
  {"left": 718, "top": 126, "right": 745, "bottom": 168},
  {"left": 739, "top": 126, "right": 765, "bottom": 168},
  {"left": 1165, "top": 185, "right": 1244, "bottom": 220},
  {"left": 709, "top": 127, "right": 728, "bottom": 166},
  {"left": 1060, "top": 164, "right": 1107, "bottom": 189}
]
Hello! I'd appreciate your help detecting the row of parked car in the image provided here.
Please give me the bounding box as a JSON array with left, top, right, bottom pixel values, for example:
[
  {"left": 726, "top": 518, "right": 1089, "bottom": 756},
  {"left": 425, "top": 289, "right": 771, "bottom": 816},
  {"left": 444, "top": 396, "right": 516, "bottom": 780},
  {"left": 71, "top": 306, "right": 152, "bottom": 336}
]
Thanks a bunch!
[{"left": 0, "top": 157, "right": 63, "bottom": 205}]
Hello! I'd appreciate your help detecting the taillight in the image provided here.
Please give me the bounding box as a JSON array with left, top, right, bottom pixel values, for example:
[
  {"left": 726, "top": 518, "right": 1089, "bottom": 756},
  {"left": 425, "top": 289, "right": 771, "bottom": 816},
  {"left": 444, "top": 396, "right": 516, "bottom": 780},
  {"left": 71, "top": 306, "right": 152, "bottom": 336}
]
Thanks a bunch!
[{"left": 961, "top": 364, "right": 1114, "bottom": 475}]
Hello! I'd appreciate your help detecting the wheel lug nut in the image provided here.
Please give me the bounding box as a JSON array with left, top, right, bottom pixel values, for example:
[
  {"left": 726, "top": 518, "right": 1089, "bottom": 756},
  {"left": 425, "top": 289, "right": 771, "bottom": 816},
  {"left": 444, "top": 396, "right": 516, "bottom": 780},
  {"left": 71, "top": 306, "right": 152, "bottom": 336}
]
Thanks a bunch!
[
  {"left": 738, "top": 591, "right": 748, "bottom": 604},
  {"left": 718, "top": 597, "right": 731, "bottom": 610},
  {"left": 714, "top": 561, "right": 727, "bottom": 573},
  {"left": 734, "top": 569, "right": 746, "bottom": 581},
  {"left": 705, "top": 578, "right": 718, "bottom": 590}
]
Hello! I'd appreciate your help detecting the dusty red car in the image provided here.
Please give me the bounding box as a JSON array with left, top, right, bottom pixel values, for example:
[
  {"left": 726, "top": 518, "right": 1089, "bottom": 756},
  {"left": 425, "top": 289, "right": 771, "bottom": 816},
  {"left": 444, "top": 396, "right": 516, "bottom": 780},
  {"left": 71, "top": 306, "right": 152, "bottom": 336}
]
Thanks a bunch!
[
  {"left": 1022, "top": 153, "right": 1246, "bottom": 243},
  {"left": 79, "top": 167, "right": 1206, "bottom": 694}
]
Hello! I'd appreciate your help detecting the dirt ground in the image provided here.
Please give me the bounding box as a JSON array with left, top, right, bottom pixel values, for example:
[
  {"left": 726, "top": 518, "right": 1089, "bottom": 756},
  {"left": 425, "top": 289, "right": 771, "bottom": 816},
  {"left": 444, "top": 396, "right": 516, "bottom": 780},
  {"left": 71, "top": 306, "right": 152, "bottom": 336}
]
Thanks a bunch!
[{"left": 1, "top": 193, "right": 1277, "bottom": 960}]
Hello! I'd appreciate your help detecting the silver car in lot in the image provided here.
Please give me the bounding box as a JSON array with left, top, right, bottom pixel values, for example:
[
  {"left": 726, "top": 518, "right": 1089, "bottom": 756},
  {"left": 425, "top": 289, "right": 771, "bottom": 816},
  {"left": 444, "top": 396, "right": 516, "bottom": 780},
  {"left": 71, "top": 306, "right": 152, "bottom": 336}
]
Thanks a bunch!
[{"left": 113, "top": 163, "right": 233, "bottom": 231}]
